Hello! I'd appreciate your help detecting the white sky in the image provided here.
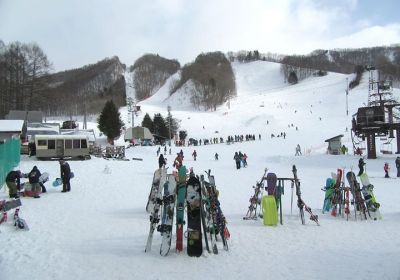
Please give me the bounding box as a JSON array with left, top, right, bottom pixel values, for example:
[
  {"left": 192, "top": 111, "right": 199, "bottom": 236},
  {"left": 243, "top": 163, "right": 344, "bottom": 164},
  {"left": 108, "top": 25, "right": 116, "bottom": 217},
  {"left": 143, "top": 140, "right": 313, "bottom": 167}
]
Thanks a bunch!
[{"left": 0, "top": 0, "right": 399, "bottom": 72}]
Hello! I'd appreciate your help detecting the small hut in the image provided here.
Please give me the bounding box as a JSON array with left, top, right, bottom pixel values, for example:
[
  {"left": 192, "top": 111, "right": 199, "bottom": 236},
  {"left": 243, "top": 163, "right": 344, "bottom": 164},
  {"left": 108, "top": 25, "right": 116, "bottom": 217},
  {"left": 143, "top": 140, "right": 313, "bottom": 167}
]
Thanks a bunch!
[
  {"left": 124, "top": 126, "right": 153, "bottom": 145},
  {"left": 325, "top": 134, "right": 344, "bottom": 155}
]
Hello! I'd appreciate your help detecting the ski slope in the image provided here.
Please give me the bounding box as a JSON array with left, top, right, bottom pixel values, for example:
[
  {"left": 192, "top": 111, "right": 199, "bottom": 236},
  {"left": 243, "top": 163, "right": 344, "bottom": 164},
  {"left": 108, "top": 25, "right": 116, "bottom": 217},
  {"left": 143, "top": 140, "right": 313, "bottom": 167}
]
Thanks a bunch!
[{"left": 1, "top": 61, "right": 400, "bottom": 280}]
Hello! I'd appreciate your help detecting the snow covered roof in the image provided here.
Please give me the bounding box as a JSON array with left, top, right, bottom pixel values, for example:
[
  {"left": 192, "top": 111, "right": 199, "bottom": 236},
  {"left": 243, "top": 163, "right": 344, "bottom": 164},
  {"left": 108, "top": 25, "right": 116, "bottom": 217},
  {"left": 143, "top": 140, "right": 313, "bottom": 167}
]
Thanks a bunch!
[
  {"left": 5, "top": 110, "right": 43, "bottom": 123},
  {"left": 0, "top": 120, "right": 24, "bottom": 132},
  {"left": 324, "top": 134, "right": 344, "bottom": 142},
  {"left": 60, "top": 129, "right": 96, "bottom": 142}
]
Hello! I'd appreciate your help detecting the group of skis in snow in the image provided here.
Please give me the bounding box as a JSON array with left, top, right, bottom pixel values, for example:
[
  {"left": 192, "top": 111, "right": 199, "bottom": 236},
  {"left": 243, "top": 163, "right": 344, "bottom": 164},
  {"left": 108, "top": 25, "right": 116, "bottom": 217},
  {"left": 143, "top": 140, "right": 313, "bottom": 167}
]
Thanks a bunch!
[
  {"left": 243, "top": 165, "right": 320, "bottom": 226},
  {"left": 145, "top": 166, "right": 230, "bottom": 257},
  {"left": 242, "top": 164, "right": 382, "bottom": 226},
  {"left": 322, "top": 169, "right": 381, "bottom": 221}
]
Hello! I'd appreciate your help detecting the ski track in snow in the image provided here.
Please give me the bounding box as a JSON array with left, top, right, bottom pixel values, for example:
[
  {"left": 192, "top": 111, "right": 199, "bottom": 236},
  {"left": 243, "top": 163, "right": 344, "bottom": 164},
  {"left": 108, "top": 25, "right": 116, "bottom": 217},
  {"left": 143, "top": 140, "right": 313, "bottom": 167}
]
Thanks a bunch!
[{"left": 1, "top": 61, "right": 400, "bottom": 280}]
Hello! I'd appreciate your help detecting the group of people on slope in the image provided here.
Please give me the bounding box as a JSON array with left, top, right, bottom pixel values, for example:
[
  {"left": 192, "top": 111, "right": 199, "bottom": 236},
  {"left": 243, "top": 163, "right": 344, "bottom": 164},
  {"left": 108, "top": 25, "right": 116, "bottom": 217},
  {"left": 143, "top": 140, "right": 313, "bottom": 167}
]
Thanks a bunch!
[
  {"left": 4, "top": 159, "right": 72, "bottom": 199},
  {"left": 233, "top": 151, "right": 248, "bottom": 169},
  {"left": 358, "top": 157, "right": 400, "bottom": 178}
]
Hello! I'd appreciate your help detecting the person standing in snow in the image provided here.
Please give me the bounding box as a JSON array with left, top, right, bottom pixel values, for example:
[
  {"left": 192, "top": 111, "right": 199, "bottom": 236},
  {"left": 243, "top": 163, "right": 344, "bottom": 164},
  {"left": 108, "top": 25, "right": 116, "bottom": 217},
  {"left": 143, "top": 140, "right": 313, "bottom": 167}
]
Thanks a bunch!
[
  {"left": 384, "top": 162, "right": 390, "bottom": 178},
  {"left": 295, "top": 144, "right": 302, "bottom": 156},
  {"left": 395, "top": 157, "right": 400, "bottom": 177},
  {"left": 192, "top": 150, "right": 197, "bottom": 161},
  {"left": 28, "top": 166, "right": 42, "bottom": 198},
  {"left": 158, "top": 154, "right": 166, "bottom": 168},
  {"left": 215, "top": 153, "right": 219, "bottom": 160},
  {"left": 242, "top": 153, "right": 248, "bottom": 167},
  {"left": 233, "top": 152, "right": 241, "bottom": 169},
  {"left": 59, "top": 159, "right": 72, "bottom": 193},
  {"left": 358, "top": 158, "right": 365, "bottom": 176}
]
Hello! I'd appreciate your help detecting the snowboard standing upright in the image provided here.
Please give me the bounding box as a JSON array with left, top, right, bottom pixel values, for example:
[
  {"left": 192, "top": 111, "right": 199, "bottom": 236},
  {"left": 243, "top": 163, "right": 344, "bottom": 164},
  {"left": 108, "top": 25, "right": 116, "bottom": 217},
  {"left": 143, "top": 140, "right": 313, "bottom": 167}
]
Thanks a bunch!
[
  {"left": 322, "top": 178, "right": 334, "bottom": 213},
  {"left": 175, "top": 166, "right": 187, "bottom": 252},
  {"left": 346, "top": 171, "right": 367, "bottom": 220},
  {"left": 146, "top": 168, "right": 163, "bottom": 213},
  {"left": 186, "top": 175, "right": 203, "bottom": 257},
  {"left": 200, "top": 174, "right": 218, "bottom": 254},
  {"left": 262, "top": 173, "right": 278, "bottom": 226},
  {"left": 145, "top": 167, "right": 167, "bottom": 252},
  {"left": 158, "top": 174, "right": 177, "bottom": 256},
  {"left": 359, "top": 173, "right": 382, "bottom": 220}
]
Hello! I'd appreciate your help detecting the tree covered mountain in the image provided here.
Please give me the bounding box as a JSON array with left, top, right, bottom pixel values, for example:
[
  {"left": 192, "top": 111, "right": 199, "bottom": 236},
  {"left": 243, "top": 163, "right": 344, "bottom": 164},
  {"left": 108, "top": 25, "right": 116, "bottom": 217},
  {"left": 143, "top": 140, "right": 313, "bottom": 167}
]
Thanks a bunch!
[{"left": 2, "top": 40, "right": 399, "bottom": 119}]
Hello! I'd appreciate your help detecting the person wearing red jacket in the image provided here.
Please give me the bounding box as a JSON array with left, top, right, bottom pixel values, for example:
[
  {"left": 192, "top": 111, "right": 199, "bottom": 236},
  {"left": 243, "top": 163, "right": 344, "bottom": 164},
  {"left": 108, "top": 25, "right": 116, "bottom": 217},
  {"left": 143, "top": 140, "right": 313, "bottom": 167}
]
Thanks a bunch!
[{"left": 384, "top": 162, "right": 390, "bottom": 178}]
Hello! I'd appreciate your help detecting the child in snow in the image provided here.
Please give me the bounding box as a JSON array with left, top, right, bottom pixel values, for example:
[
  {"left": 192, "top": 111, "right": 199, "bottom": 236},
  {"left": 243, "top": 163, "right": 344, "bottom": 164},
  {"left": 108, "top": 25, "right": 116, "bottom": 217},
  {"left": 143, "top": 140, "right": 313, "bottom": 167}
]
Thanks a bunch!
[{"left": 384, "top": 162, "right": 390, "bottom": 178}]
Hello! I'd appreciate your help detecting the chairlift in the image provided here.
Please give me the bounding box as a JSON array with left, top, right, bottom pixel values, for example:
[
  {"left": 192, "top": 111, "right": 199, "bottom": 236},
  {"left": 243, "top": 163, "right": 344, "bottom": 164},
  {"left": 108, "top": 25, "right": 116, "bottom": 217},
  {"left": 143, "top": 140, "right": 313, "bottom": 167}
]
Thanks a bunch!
[{"left": 380, "top": 139, "right": 393, "bottom": 154}]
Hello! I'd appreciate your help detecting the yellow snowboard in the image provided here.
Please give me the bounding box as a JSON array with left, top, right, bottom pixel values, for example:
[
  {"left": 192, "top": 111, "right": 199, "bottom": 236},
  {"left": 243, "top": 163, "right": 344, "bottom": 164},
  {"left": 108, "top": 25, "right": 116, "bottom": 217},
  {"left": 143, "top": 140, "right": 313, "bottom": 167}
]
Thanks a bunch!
[{"left": 262, "top": 195, "right": 278, "bottom": 226}]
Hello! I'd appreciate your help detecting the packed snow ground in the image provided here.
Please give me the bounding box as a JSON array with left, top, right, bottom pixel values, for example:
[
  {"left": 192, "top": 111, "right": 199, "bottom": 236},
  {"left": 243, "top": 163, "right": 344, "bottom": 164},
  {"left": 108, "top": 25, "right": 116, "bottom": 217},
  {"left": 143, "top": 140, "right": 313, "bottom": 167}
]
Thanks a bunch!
[{"left": 1, "top": 61, "right": 400, "bottom": 280}]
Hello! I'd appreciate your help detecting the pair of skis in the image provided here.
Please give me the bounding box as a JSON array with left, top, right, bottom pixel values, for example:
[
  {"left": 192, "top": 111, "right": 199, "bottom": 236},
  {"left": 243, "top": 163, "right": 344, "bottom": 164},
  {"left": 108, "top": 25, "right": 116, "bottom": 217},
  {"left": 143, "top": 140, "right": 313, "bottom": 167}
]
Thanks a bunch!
[
  {"left": 292, "top": 165, "right": 320, "bottom": 226},
  {"left": 243, "top": 168, "right": 268, "bottom": 220}
]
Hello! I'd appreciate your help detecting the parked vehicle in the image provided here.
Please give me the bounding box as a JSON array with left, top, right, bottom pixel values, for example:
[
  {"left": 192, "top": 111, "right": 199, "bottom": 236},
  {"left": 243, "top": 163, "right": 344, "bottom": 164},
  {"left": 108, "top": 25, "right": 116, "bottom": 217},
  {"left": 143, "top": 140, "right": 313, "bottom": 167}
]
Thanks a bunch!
[{"left": 34, "top": 134, "right": 90, "bottom": 160}]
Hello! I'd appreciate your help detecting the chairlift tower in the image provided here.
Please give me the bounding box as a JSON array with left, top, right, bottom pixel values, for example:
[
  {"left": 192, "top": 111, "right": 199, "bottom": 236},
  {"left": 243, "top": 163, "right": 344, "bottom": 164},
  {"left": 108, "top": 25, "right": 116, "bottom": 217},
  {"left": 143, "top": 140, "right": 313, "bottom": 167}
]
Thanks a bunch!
[
  {"left": 127, "top": 97, "right": 136, "bottom": 127},
  {"left": 352, "top": 66, "right": 400, "bottom": 158}
]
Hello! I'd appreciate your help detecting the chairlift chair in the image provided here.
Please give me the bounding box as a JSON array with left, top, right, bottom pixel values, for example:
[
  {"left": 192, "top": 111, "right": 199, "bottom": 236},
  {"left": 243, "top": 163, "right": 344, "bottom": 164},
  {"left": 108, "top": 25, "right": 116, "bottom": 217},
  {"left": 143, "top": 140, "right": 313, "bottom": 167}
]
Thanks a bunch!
[{"left": 380, "top": 139, "right": 393, "bottom": 154}]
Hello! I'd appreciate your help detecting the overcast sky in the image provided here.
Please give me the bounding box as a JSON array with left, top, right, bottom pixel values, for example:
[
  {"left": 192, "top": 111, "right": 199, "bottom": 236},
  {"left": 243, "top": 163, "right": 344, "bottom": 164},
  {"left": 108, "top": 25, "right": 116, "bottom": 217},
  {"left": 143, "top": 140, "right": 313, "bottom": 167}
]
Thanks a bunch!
[{"left": 1, "top": 0, "right": 399, "bottom": 72}]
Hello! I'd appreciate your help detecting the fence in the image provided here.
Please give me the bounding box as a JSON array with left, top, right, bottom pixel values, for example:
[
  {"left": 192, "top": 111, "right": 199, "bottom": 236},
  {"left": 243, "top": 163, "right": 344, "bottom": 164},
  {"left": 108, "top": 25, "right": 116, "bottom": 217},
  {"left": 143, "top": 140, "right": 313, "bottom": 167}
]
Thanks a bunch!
[{"left": 0, "top": 137, "right": 21, "bottom": 187}]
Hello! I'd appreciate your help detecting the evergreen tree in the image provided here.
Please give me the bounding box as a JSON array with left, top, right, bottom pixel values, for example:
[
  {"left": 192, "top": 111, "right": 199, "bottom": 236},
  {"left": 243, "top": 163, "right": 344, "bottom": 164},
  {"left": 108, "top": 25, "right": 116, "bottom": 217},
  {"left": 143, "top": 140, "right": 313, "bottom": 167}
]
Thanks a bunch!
[
  {"left": 153, "top": 113, "right": 169, "bottom": 138},
  {"left": 141, "top": 113, "right": 154, "bottom": 132},
  {"left": 165, "top": 110, "right": 180, "bottom": 139},
  {"left": 179, "top": 130, "right": 187, "bottom": 142},
  {"left": 97, "top": 100, "right": 124, "bottom": 144}
]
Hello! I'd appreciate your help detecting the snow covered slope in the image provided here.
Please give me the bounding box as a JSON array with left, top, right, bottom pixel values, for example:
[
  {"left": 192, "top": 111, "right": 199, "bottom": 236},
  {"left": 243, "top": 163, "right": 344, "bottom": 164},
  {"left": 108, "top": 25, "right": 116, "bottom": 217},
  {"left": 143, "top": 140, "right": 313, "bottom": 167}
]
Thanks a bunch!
[{"left": 1, "top": 61, "right": 400, "bottom": 280}]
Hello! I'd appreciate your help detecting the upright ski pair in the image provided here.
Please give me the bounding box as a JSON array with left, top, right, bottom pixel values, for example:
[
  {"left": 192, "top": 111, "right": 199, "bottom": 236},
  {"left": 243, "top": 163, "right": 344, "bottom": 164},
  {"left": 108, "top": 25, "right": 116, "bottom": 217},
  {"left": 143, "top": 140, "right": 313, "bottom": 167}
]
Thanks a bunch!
[
  {"left": 204, "top": 170, "right": 229, "bottom": 251},
  {"left": 243, "top": 168, "right": 268, "bottom": 220},
  {"left": 292, "top": 165, "right": 320, "bottom": 226},
  {"left": 331, "top": 169, "right": 344, "bottom": 217}
]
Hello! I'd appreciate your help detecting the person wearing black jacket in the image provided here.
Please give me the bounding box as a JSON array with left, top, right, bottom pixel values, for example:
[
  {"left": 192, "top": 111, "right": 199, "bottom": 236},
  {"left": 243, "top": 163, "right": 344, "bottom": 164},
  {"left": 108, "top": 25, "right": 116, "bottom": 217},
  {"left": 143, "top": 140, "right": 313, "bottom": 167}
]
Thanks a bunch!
[
  {"left": 28, "top": 166, "right": 42, "bottom": 198},
  {"left": 158, "top": 154, "right": 166, "bottom": 168},
  {"left": 59, "top": 159, "right": 71, "bottom": 192},
  {"left": 6, "top": 170, "right": 22, "bottom": 198}
]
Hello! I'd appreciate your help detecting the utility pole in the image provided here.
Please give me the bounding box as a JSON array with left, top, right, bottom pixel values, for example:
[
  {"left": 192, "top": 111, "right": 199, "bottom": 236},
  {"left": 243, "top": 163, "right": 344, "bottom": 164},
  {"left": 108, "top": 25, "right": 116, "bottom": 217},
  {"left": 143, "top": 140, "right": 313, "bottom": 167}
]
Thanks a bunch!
[
  {"left": 127, "top": 97, "right": 135, "bottom": 127},
  {"left": 167, "top": 105, "right": 172, "bottom": 145},
  {"left": 346, "top": 77, "right": 349, "bottom": 116}
]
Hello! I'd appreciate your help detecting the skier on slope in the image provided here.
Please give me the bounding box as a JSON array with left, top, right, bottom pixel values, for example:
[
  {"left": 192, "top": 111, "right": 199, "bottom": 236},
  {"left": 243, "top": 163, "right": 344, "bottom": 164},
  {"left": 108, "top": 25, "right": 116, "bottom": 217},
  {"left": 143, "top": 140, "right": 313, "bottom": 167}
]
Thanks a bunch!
[
  {"left": 358, "top": 158, "right": 365, "bottom": 176},
  {"left": 215, "top": 153, "right": 219, "bottom": 160},
  {"left": 233, "top": 152, "right": 241, "bottom": 169},
  {"left": 192, "top": 150, "right": 197, "bottom": 161},
  {"left": 295, "top": 144, "right": 302, "bottom": 156}
]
